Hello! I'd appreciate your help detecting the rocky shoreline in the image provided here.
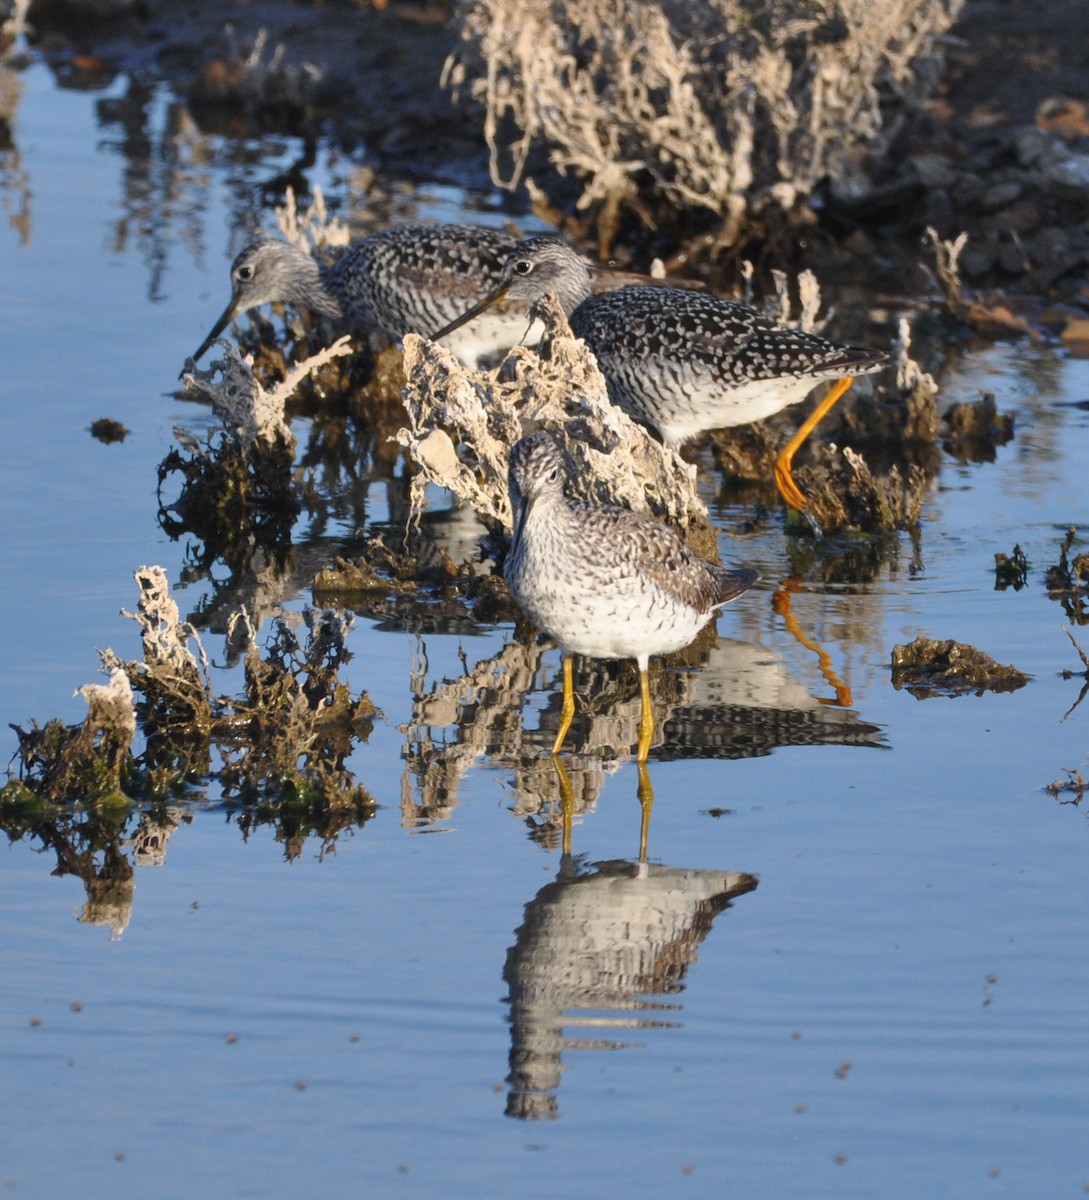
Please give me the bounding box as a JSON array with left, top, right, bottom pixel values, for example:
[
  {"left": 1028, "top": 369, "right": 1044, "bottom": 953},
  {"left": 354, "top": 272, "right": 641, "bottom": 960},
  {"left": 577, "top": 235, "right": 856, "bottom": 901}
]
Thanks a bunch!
[{"left": 6, "top": 0, "right": 1087, "bottom": 316}]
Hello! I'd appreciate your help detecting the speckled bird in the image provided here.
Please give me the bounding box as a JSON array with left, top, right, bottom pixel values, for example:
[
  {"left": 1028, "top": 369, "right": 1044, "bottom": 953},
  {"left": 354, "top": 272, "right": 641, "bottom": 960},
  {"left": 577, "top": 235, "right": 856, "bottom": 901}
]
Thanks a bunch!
[
  {"left": 433, "top": 235, "right": 888, "bottom": 510},
  {"left": 190, "top": 223, "right": 538, "bottom": 368},
  {"left": 505, "top": 432, "right": 757, "bottom": 761}
]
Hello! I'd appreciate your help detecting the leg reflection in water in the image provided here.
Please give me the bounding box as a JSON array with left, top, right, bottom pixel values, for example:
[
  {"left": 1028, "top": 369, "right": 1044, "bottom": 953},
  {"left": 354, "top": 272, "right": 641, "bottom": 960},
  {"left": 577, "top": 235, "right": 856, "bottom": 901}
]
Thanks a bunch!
[
  {"left": 773, "top": 578, "right": 853, "bottom": 707},
  {"left": 501, "top": 757, "right": 759, "bottom": 1119}
]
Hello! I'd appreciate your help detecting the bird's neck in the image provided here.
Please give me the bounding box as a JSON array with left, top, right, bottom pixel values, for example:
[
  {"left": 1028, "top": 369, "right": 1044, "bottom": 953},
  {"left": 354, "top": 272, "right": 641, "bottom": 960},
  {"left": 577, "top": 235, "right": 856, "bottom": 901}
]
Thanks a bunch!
[
  {"left": 511, "top": 488, "right": 568, "bottom": 556},
  {"left": 293, "top": 257, "right": 343, "bottom": 320},
  {"left": 554, "top": 273, "right": 592, "bottom": 317}
]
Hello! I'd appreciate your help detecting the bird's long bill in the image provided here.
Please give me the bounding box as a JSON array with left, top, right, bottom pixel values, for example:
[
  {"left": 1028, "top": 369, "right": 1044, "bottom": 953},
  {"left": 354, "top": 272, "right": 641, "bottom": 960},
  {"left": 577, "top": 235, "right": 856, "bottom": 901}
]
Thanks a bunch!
[
  {"left": 510, "top": 492, "right": 532, "bottom": 549},
  {"left": 192, "top": 299, "right": 241, "bottom": 362},
  {"left": 429, "top": 286, "right": 508, "bottom": 343}
]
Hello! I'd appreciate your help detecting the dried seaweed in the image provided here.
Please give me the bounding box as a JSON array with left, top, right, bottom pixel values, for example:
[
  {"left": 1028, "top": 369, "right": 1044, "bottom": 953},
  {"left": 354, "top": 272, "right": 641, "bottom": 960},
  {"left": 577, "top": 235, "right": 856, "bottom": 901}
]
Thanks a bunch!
[
  {"left": 163, "top": 336, "right": 354, "bottom": 554},
  {"left": 1045, "top": 766, "right": 1087, "bottom": 807},
  {"left": 312, "top": 535, "right": 521, "bottom": 627},
  {"left": 889, "top": 635, "right": 1030, "bottom": 698},
  {"left": 4, "top": 568, "right": 377, "bottom": 811},
  {"left": 994, "top": 545, "right": 1029, "bottom": 591},
  {"left": 1044, "top": 528, "right": 1089, "bottom": 625},
  {"left": 943, "top": 393, "right": 1015, "bottom": 464},
  {"left": 792, "top": 445, "right": 929, "bottom": 535}
]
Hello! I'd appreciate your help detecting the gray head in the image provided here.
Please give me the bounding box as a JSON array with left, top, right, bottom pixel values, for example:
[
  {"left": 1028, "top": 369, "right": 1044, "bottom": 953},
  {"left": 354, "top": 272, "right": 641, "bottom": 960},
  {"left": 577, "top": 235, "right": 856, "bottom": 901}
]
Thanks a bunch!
[
  {"left": 498, "top": 237, "right": 593, "bottom": 313},
  {"left": 429, "top": 235, "right": 593, "bottom": 345},
  {"left": 509, "top": 432, "right": 567, "bottom": 513},
  {"left": 191, "top": 239, "right": 342, "bottom": 361}
]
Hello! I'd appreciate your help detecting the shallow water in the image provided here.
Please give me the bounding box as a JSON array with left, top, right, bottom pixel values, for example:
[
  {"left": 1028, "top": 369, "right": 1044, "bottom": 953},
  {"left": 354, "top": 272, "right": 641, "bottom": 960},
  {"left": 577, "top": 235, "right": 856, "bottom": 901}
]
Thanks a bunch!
[{"left": 3, "top": 47, "right": 1089, "bottom": 1200}]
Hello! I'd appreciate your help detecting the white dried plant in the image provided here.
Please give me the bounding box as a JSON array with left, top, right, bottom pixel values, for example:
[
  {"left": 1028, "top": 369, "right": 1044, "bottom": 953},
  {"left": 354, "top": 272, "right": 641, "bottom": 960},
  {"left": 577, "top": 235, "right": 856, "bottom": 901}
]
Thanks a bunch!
[
  {"left": 444, "top": 0, "right": 963, "bottom": 237},
  {"left": 1, "top": 0, "right": 30, "bottom": 47},
  {"left": 396, "top": 297, "right": 706, "bottom": 536},
  {"left": 180, "top": 336, "right": 353, "bottom": 456},
  {"left": 274, "top": 186, "right": 351, "bottom": 255}
]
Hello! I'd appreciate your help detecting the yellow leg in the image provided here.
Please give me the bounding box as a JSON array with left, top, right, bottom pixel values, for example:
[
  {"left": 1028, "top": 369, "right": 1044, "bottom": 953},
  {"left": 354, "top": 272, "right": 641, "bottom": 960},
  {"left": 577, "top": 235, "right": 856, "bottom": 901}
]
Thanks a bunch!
[
  {"left": 551, "top": 655, "right": 576, "bottom": 757},
  {"left": 636, "top": 665, "right": 655, "bottom": 763},
  {"left": 774, "top": 376, "right": 855, "bottom": 512},
  {"left": 551, "top": 755, "right": 575, "bottom": 857},
  {"left": 772, "top": 579, "right": 853, "bottom": 707},
  {"left": 636, "top": 760, "right": 654, "bottom": 863}
]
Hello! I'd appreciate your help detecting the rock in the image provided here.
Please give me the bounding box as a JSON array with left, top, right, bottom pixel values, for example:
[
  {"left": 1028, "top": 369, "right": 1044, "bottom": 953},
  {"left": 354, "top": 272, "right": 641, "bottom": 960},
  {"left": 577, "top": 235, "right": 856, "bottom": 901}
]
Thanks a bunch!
[
  {"left": 911, "top": 152, "right": 959, "bottom": 189},
  {"left": 1060, "top": 316, "right": 1089, "bottom": 346},
  {"left": 1036, "top": 96, "right": 1089, "bottom": 140},
  {"left": 952, "top": 172, "right": 985, "bottom": 208},
  {"left": 996, "top": 239, "right": 1028, "bottom": 274},
  {"left": 959, "top": 242, "right": 997, "bottom": 280},
  {"left": 979, "top": 180, "right": 1023, "bottom": 211},
  {"left": 1027, "top": 225, "right": 1072, "bottom": 273},
  {"left": 1043, "top": 155, "right": 1089, "bottom": 195},
  {"left": 995, "top": 198, "right": 1043, "bottom": 234},
  {"left": 1013, "top": 126, "right": 1052, "bottom": 169},
  {"left": 920, "top": 188, "right": 957, "bottom": 237}
]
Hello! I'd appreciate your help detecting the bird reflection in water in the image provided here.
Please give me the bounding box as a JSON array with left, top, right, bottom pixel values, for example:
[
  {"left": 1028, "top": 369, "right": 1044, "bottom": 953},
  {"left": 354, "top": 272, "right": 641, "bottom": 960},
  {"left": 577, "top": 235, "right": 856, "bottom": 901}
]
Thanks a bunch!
[
  {"left": 502, "top": 756, "right": 758, "bottom": 1119},
  {"left": 400, "top": 620, "right": 883, "bottom": 824}
]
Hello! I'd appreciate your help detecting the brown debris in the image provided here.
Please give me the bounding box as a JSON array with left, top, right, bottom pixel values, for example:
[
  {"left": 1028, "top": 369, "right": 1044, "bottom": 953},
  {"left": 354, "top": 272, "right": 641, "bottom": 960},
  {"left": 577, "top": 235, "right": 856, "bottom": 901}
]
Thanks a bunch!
[
  {"left": 1044, "top": 528, "right": 1089, "bottom": 624},
  {"left": 1045, "top": 766, "right": 1087, "bottom": 806},
  {"left": 312, "top": 536, "right": 522, "bottom": 627},
  {"left": 890, "top": 635, "right": 1030, "bottom": 697},
  {"left": 90, "top": 418, "right": 129, "bottom": 444},
  {"left": 4, "top": 568, "right": 378, "bottom": 810},
  {"left": 943, "top": 392, "right": 1015, "bottom": 463},
  {"left": 792, "top": 445, "right": 929, "bottom": 535},
  {"left": 5, "top": 668, "right": 137, "bottom": 807},
  {"left": 994, "top": 544, "right": 1029, "bottom": 590},
  {"left": 313, "top": 540, "right": 422, "bottom": 599}
]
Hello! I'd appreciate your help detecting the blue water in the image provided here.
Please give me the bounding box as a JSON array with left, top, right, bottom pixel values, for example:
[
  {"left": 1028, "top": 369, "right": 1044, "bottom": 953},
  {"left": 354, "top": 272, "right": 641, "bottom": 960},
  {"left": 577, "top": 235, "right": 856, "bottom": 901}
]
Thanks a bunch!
[{"left": 3, "top": 50, "right": 1089, "bottom": 1200}]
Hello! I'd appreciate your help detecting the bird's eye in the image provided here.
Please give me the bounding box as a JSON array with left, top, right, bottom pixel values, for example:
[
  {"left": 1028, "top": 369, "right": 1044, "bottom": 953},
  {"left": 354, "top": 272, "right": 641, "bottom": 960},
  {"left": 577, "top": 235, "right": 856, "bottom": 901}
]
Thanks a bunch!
[
  {"left": 513, "top": 259, "right": 532, "bottom": 276},
  {"left": 237, "top": 264, "right": 254, "bottom": 282},
  {"left": 547, "top": 467, "right": 558, "bottom": 482}
]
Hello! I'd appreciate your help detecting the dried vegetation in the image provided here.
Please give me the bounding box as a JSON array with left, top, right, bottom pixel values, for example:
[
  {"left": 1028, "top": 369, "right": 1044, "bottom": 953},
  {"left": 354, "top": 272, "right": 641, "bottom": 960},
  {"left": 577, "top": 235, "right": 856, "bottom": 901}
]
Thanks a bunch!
[
  {"left": 3, "top": 567, "right": 377, "bottom": 813},
  {"left": 396, "top": 295, "right": 714, "bottom": 548},
  {"left": 1045, "top": 527, "right": 1089, "bottom": 624},
  {"left": 444, "top": 0, "right": 963, "bottom": 245},
  {"left": 890, "top": 635, "right": 1030, "bottom": 698}
]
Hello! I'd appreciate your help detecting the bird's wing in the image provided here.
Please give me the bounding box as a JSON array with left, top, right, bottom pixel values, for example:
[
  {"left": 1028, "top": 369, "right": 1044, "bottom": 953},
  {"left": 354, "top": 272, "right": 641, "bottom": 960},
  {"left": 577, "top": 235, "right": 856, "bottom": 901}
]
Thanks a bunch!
[{"left": 569, "top": 503, "right": 756, "bottom": 611}]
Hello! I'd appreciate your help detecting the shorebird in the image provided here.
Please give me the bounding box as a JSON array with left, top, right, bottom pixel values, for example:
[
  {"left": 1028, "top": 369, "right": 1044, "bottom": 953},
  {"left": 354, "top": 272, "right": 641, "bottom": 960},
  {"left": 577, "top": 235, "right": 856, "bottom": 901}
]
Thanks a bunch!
[
  {"left": 190, "top": 223, "right": 536, "bottom": 368},
  {"left": 432, "top": 235, "right": 888, "bottom": 511},
  {"left": 505, "top": 432, "right": 757, "bottom": 761}
]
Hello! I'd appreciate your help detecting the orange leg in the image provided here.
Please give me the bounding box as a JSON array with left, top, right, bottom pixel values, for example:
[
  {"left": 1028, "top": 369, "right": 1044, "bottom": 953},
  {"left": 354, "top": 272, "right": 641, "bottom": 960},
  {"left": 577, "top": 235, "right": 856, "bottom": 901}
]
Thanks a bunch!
[{"left": 774, "top": 376, "right": 855, "bottom": 512}]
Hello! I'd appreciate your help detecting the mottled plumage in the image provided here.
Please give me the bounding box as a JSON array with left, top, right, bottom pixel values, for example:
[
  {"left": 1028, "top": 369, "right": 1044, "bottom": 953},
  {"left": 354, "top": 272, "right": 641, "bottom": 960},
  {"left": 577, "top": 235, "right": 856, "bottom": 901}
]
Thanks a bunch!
[
  {"left": 191, "top": 223, "right": 536, "bottom": 367},
  {"left": 434, "top": 236, "right": 888, "bottom": 509},
  {"left": 505, "top": 432, "right": 757, "bottom": 759}
]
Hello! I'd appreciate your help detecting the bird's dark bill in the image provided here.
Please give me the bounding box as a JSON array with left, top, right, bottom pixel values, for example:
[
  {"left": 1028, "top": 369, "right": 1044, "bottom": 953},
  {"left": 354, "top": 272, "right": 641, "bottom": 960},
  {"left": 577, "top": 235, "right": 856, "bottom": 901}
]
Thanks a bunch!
[
  {"left": 430, "top": 287, "right": 508, "bottom": 343},
  {"left": 192, "top": 302, "right": 239, "bottom": 362}
]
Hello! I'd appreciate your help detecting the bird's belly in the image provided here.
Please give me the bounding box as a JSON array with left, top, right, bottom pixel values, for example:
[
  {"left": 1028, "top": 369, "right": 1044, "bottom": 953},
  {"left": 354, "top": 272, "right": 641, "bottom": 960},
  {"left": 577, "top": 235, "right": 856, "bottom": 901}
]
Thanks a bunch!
[
  {"left": 509, "top": 562, "right": 713, "bottom": 662},
  {"left": 601, "top": 361, "right": 822, "bottom": 443}
]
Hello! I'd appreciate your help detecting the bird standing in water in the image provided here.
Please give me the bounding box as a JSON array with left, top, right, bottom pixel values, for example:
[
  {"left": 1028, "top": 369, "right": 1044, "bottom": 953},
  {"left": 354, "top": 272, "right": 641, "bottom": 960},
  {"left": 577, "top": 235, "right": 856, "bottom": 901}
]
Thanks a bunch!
[
  {"left": 433, "top": 236, "right": 887, "bottom": 511},
  {"left": 505, "top": 432, "right": 757, "bottom": 762},
  {"left": 190, "top": 223, "right": 536, "bottom": 368}
]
